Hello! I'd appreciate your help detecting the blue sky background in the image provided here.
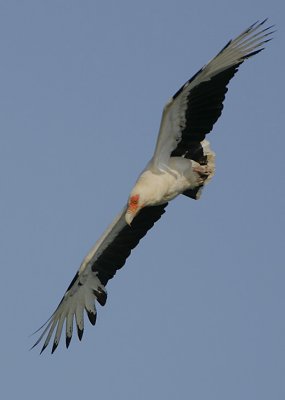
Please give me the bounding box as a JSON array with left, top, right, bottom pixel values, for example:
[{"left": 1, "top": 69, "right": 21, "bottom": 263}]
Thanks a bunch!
[{"left": 1, "top": 1, "right": 284, "bottom": 399}]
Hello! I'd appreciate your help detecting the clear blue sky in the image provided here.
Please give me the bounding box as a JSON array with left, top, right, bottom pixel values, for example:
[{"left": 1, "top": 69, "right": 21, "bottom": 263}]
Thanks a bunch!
[{"left": 1, "top": 1, "right": 284, "bottom": 399}]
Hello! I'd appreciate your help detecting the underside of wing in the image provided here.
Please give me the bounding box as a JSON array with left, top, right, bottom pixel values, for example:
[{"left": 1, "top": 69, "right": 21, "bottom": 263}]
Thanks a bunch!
[
  {"left": 32, "top": 203, "right": 167, "bottom": 353},
  {"left": 153, "top": 19, "right": 274, "bottom": 168},
  {"left": 93, "top": 203, "right": 168, "bottom": 285}
]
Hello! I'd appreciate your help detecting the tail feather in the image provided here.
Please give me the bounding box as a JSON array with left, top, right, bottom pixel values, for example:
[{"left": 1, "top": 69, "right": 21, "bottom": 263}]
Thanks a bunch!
[{"left": 183, "top": 140, "right": 215, "bottom": 200}]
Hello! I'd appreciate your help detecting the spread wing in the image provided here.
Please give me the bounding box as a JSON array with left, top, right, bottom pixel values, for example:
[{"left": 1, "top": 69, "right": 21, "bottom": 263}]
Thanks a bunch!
[
  {"left": 152, "top": 19, "right": 274, "bottom": 170},
  {"left": 32, "top": 204, "right": 167, "bottom": 353}
]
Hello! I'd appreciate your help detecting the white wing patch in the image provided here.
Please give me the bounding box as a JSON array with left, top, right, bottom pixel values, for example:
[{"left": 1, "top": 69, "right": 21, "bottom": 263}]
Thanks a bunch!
[{"left": 152, "top": 95, "right": 189, "bottom": 169}]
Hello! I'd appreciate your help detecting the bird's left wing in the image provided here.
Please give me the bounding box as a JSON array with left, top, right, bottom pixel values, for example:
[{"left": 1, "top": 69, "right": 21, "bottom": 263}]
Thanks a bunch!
[
  {"left": 152, "top": 19, "right": 274, "bottom": 168},
  {"left": 32, "top": 203, "right": 167, "bottom": 353}
]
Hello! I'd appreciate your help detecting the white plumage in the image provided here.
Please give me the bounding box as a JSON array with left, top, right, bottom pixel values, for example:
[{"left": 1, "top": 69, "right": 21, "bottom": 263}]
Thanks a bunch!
[{"left": 32, "top": 20, "right": 273, "bottom": 353}]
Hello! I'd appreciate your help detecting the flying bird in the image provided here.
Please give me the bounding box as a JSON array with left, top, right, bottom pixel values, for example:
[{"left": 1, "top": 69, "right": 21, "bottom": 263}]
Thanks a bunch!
[{"left": 33, "top": 20, "right": 273, "bottom": 353}]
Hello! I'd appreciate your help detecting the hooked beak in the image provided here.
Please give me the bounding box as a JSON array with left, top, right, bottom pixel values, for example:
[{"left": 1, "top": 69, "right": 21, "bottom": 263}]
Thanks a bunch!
[
  {"left": 125, "top": 210, "right": 135, "bottom": 226},
  {"left": 125, "top": 204, "right": 140, "bottom": 226},
  {"left": 126, "top": 194, "right": 141, "bottom": 226}
]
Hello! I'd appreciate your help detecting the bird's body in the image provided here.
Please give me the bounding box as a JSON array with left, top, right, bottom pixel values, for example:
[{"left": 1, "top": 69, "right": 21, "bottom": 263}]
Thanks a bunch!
[
  {"left": 33, "top": 20, "right": 274, "bottom": 353},
  {"left": 133, "top": 142, "right": 215, "bottom": 201}
]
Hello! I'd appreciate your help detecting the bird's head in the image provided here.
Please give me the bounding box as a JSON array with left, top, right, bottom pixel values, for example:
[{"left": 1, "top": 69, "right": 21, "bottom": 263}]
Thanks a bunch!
[
  {"left": 125, "top": 174, "right": 158, "bottom": 225},
  {"left": 125, "top": 193, "right": 142, "bottom": 226}
]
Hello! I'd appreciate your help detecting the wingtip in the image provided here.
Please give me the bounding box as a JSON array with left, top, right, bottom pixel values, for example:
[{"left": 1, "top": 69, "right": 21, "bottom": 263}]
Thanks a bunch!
[
  {"left": 66, "top": 335, "right": 72, "bottom": 349},
  {"left": 29, "top": 342, "right": 38, "bottom": 352},
  {"left": 251, "top": 18, "right": 268, "bottom": 30},
  {"left": 40, "top": 343, "right": 48, "bottom": 355},
  {"left": 51, "top": 341, "right": 59, "bottom": 354},
  {"left": 251, "top": 18, "right": 276, "bottom": 37},
  {"left": 87, "top": 310, "right": 97, "bottom": 326},
  {"left": 30, "top": 333, "right": 49, "bottom": 354},
  {"left": 77, "top": 327, "right": 84, "bottom": 341},
  {"left": 260, "top": 17, "right": 268, "bottom": 26}
]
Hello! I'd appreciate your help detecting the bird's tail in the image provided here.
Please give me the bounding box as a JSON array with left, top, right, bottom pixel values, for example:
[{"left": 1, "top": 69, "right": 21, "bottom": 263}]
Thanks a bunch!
[{"left": 183, "top": 140, "right": 215, "bottom": 200}]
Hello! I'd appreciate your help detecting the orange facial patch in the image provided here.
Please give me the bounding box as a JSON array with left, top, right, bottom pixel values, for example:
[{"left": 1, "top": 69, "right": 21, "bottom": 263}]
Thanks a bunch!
[{"left": 128, "top": 194, "right": 140, "bottom": 213}]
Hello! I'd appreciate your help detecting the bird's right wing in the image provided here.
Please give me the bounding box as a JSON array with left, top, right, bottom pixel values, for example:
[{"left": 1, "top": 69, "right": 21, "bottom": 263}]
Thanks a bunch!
[{"left": 32, "top": 203, "right": 168, "bottom": 353}]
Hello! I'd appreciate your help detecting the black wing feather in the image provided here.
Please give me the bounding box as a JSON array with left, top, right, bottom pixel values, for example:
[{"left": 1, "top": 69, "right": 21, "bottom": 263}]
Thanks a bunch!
[
  {"left": 170, "top": 20, "right": 274, "bottom": 162},
  {"left": 171, "top": 64, "right": 240, "bottom": 159},
  {"left": 92, "top": 204, "right": 168, "bottom": 286}
]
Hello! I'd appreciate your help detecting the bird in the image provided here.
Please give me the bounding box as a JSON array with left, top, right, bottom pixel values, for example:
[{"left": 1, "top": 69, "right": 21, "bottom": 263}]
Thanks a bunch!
[{"left": 32, "top": 19, "right": 274, "bottom": 353}]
